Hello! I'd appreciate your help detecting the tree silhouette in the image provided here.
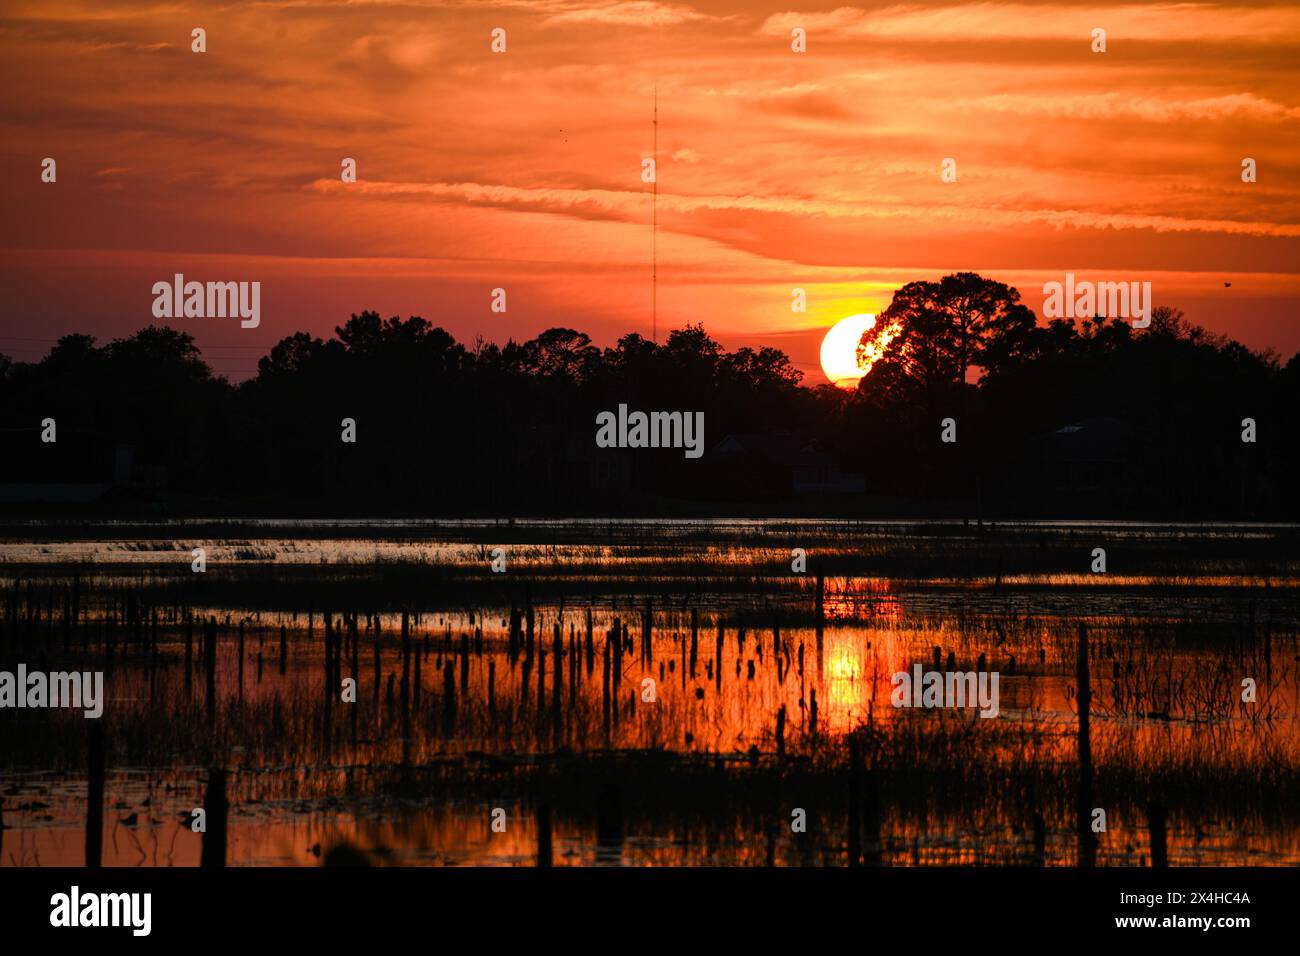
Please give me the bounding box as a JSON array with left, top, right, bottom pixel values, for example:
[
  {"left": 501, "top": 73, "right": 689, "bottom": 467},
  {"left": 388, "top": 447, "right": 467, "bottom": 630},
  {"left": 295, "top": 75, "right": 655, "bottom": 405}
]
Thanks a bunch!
[
  {"left": 1, "top": 278, "right": 1294, "bottom": 518},
  {"left": 860, "top": 273, "right": 1035, "bottom": 408}
]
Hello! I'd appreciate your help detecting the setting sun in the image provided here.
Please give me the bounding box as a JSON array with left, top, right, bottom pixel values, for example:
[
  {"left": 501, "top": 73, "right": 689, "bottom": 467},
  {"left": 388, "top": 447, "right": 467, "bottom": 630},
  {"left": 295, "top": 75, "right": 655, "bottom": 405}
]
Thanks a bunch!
[{"left": 820, "top": 313, "right": 877, "bottom": 389}]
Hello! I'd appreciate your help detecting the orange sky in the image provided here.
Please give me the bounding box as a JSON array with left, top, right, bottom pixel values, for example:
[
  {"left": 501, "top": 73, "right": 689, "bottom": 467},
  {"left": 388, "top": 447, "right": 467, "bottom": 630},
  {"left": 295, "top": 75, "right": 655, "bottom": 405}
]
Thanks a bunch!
[{"left": 2, "top": 0, "right": 1298, "bottom": 383}]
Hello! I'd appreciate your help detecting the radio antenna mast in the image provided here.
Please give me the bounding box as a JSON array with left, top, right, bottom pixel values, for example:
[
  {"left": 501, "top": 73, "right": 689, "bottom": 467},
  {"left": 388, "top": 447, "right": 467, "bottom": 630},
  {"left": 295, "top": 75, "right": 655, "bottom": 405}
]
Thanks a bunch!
[{"left": 652, "top": 79, "right": 658, "bottom": 343}]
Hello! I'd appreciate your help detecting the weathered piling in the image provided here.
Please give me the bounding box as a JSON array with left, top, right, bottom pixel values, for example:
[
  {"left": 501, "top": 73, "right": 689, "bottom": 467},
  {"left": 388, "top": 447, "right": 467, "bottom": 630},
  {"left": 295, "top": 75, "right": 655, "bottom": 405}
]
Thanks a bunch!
[
  {"left": 642, "top": 597, "right": 653, "bottom": 664},
  {"left": 552, "top": 621, "right": 563, "bottom": 715},
  {"left": 1032, "top": 813, "right": 1046, "bottom": 865},
  {"left": 184, "top": 613, "right": 194, "bottom": 697},
  {"left": 350, "top": 617, "right": 359, "bottom": 684},
  {"left": 538, "top": 646, "right": 547, "bottom": 715},
  {"left": 689, "top": 608, "right": 699, "bottom": 677},
  {"left": 568, "top": 624, "right": 578, "bottom": 710},
  {"left": 585, "top": 607, "right": 594, "bottom": 674},
  {"left": 536, "top": 803, "right": 552, "bottom": 867},
  {"left": 847, "top": 737, "right": 862, "bottom": 866},
  {"left": 279, "top": 623, "right": 287, "bottom": 676},
  {"left": 237, "top": 619, "right": 245, "bottom": 697},
  {"left": 602, "top": 631, "right": 611, "bottom": 737},
  {"left": 204, "top": 616, "right": 217, "bottom": 722},
  {"left": 400, "top": 610, "right": 410, "bottom": 678},
  {"left": 1148, "top": 803, "right": 1167, "bottom": 868},
  {"left": 460, "top": 633, "right": 470, "bottom": 694},
  {"left": 815, "top": 573, "right": 825, "bottom": 642},
  {"left": 1076, "top": 623, "right": 1096, "bottom": 867},
  {"left": 525, "top": 589, "right": 535, "bottom": 662},
  {"left": 323, "top": 617, "right": 334, "bottom": 752},
  {"left": 413, "top": 638, "right": 422, "bottom": 709},
  {"left": 200, "top": 768, "right": 228, "bottom": 868},
  {"left": 596, "top": 783, "right": 624, "bottom": 849},
  {"left": 442, "top": 659, "right": 456, "bottom": 737},
  {"left": 862, "top": 756, "right": 883, "bottom": 866},
  {"left": 612, "top": 620, "right": 623, "bottom": 687},
  {"left": 85, "top": 722, "right": 104, "bottom": 868},
  {"left": 715, "top": 619, "right": 723, "bottom": 691}
]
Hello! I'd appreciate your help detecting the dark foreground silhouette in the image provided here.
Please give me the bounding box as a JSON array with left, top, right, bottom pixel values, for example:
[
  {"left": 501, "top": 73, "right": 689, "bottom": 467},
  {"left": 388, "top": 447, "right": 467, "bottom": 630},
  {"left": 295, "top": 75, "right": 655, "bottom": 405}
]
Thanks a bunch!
[{"left": 1, "top": 273, "right": 1296, "bottom": 518}]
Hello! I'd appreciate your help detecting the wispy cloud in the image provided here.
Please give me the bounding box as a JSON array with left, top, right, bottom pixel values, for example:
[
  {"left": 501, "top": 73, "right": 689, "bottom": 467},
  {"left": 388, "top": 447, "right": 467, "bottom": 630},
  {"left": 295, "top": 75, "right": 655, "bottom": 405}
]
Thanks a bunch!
[
  {"left": 308, "top": 178, "right": 1300, "bottom": 238},
  {"left": 949, "top": 91, "right": 1300, "bottom": 123},
  {"left": 758, "top": 3, "right": 1300, "bottom": 42}
]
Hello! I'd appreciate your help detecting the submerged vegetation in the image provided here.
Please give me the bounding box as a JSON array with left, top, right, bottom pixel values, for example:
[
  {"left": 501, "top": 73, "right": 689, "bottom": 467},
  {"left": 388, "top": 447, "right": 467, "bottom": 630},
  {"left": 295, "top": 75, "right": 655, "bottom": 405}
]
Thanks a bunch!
[{"left": 2, "top": 520, "right": 1297, "bottom": 866}]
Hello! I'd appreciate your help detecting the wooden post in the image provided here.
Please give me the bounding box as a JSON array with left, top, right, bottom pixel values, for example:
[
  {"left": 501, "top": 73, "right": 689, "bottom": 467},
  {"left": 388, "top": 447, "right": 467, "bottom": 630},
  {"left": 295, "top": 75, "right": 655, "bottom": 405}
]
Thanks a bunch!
[
  {"left": 413, "top": 638, "right": 422, "bottom": 709},
  {"left": 204, "top": 616, "right": 217, "bottom": 723},
  {"left": 537, "top": 645, "right": 547, "bottom": 716},
  {"left": 596, "top": 783, "right": 623, "bottom": 849},
  {"left": 536, "top": 803, "right": 552, "bottom": 867},
  {"left": 525, "top": 589, "right": 534, "bottom": 662},
  {"left": 1076, "top": 623, "right": 1095, "bottom": 867},
  {"left": 847, "top": 737, "right": 861, "bottom": 866},
  {"left": 279, "top": 623, "right": 287, "bottom": 676},
  {"left": 642, "top": 597, "right": 653, "bottom": 663},
  {"left": 184, "top": 613, "right": 193, "bottom": 698},
  {"left": 689, "top": 608, "right": 698, "bottom": 678},
  {"left": 372, "top": 628, "right": 381, "bottom": 705},
  {"left": 815, "top": 573, "right": 825, "bottom": 643},
  {"left": 1033, "top": 813, "right": 1046, "bottom": 866},
  {"left": 442, "top": 659, "right": 456, "bottom": 737},
  {"left": 400, "top": 611, "right": 411, "bottom": 750},
  {"left": 863, "top": 756, "right": 882, "bottom": 866},
  {"left": 602, "top": 631, "right": 611, "bottom": 739},
  {"left": 200, "top": 768, "right": 228, "bottom": 868},
  {"left": 585, "top": 607, "right": 594, "bottom": 674},
  {"left": 460, "top": 633, "right": 470, "bottom": 694},
  {"left": 323, "top": 617, "right": 334, "bottom": 753},
  {"left": 612, "top": 620, "right": 623, "bottom": 688},
  {"left": 568, "top": 622, "right": 578, "bottom": 713},
  {"left": 552, "top": 621, "right": 563, "bottom": 721},
  {"left": 85, "top": 721, "right": 104, "bottom": 868},
  {"left": 715, "top": 619, "right": 723, "bottom": 691},
  {"left": 1148, "top": 803, "right": 1167, "bottom": 868}
]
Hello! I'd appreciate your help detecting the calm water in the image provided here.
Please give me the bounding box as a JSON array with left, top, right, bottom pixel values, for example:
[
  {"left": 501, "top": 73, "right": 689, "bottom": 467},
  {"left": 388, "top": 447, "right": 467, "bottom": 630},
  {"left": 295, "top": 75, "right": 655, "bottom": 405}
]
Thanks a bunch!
[{"left": 2, "top": 520, "right": 1297, "bottom": 866}]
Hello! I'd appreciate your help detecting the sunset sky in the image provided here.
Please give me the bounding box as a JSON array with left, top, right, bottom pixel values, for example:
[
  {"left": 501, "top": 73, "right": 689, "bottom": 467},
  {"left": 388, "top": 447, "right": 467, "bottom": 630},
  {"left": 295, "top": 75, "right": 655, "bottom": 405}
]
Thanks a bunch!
[{"left": 2, "top": 0, "right": 1298, "bottom": 383}]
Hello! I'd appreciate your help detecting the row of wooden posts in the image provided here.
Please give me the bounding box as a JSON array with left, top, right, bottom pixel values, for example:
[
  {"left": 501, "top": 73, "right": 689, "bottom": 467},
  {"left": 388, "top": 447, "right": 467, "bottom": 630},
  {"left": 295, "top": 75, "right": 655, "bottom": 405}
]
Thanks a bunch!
[{"left": 2, "top": 579, "right": 1175, "bottom": 866}]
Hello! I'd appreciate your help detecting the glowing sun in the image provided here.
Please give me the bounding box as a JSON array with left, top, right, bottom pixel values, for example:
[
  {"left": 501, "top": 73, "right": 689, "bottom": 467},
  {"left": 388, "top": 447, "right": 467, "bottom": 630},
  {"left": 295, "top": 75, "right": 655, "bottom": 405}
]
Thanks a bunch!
[{"left": 820, "top": 313, "right": 878, "bottom": 389}]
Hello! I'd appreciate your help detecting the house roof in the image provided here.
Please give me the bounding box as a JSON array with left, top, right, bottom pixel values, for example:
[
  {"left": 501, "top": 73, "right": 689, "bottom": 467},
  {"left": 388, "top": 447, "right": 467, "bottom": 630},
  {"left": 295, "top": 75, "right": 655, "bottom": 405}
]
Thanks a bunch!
[
  {"left": 1034, "top": 417, "right": 1134, "bottom": 462},
  {"left": 714, "top": 432, "right": 831, "bottom": 467}
]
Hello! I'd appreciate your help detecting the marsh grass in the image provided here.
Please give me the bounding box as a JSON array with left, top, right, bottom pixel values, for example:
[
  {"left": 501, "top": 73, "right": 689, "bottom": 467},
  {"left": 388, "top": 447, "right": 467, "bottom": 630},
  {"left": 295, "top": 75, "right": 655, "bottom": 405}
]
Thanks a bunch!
[{"left": 2, "top": 521, "right": 1298, "bottom": 865}]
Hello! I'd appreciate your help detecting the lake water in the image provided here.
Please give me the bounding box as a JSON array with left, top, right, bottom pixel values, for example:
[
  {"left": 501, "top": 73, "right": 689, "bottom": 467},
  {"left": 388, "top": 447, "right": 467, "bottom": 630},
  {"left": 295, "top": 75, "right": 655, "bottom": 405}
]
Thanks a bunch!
[{"left": 2, "top": 519, "right": 1297, "bottom": 866}]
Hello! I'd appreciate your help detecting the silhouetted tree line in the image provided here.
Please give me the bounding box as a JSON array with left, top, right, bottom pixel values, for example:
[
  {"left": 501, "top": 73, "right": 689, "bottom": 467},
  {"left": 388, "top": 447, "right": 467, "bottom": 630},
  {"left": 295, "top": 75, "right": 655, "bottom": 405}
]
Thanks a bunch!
[{"left": 1, "top": 273, "right": 1295, "bottom": 517}]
